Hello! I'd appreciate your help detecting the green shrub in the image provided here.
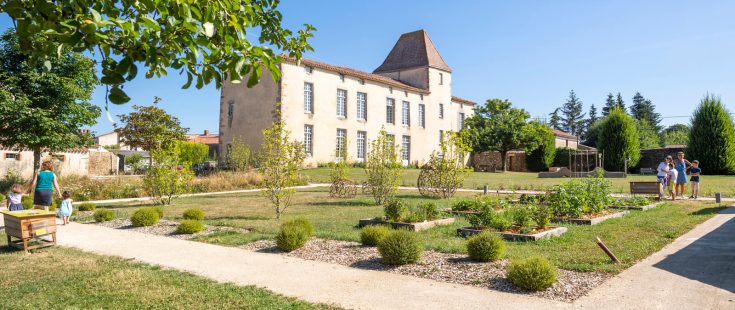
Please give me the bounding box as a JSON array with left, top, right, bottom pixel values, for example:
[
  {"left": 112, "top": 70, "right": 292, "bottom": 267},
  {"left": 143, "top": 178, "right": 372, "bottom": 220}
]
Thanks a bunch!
[
  {"left": 467, "top": 232, "right": 505, "bottom": 262},
  {"left": 276, "top": 221, "right": 311, "bottom": 252},
  {"left": 531, "top": 204, "right": 552, "bottom": 229},
  {"left": 598, "top": 107, "right": 641, "bottom": 171},
  {"left": 176, "top": 220, "right": 204, "bottom": 234},
  {"left": 377, "top": 230, "right": 423, "bottom": 265},
  {"left": 360, "top": 225, "right": 392, "bottom": 246},
  {"left": 78, "top": 203, "right": 96, "bottom": 211},
  {"left": 290, "top": 218, "right": 314, "bottom": 236},
  {"left": 182, "top": 208, "right": 205, "bottom": 221},
  {"left": 507, "top": 256, "right": 558, "bottom": 291},
  {"left": 153, "top": 206, "right": 165, "bottom": 218},
  {"left": 21, "top": 196, "right": 33, "bottom": 210},
  {"left": 628, "top": 196, "right": 650, "bottom": 207},
  {"left": 687, "top": 95, "right": 735, "bottom": 174},
  {"left": 526, "top": 127, "right": 556, "bottom": 172},
  {"left": 452, "top": 199, "right": 479, "bottom": 211},
  {"left": 384, "top": 200, "right": 408, "bottom": 222},
  {"left": 130, "top": 208, "right": 160, "bottom": 227},
  {"left": 489, "top": 215, "right": 512, "bottom": 231},
  {"left": 414, "top": 202, "right": 438, "bottom": 220},
  {"left": 0, "top": 193, "right": 5, "bottom": 204},
  {"left": 93, "top": 209, "right": 115, "bottom": 222},
  {"left": 509, "top": 206, "right": 532, "bottom": 229}
]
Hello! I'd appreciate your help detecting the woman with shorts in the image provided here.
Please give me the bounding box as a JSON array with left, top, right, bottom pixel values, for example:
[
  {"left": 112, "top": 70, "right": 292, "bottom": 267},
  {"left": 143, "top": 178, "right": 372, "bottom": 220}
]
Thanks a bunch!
[{"left": 29, "top": 161, "right": 63, "bottom": 211}]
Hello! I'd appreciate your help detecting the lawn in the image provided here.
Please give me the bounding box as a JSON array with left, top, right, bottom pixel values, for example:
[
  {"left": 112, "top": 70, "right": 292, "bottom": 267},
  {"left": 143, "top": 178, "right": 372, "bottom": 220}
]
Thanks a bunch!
[
  {"left": 302, "top": 167, "right": 735, "bottom": 196},
  {"left": 0, "top": 236, "right": 339, "bottom": 310},
  {"left": 88, "top": 188, "right": 725, "bottom": 273}
]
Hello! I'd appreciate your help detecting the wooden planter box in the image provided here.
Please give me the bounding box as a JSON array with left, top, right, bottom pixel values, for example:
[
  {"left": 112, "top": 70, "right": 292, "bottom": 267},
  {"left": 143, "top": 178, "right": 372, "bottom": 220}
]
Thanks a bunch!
[
  {"left": 612, "top": 202, "right": 664, "bottom": 211},
  {"left": 457, "top": 226, "right": 568, "bottom": 241},
  {"left": 2, "top": 210, "right": 57, "bottom": 252},
  {"left": 358, "top": 218, "right": 455, "bottom": 232},
  {"left": 552, "top": 210, "right": 629, "bottom": 225},
  {"left": 441, "top": 208, "right": 482, "bottom": 216}
]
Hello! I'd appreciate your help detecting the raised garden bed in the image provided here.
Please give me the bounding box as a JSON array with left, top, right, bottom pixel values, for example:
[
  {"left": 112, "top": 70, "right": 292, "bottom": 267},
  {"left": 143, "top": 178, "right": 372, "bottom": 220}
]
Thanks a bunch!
[
  {"left": 441, "top": 208, "right": 482, "bottom": 216},
  {"left": 457, "top": 226, "right": 568, "bottom": 241},
  {"left": 552, "top": 210, "right": 629, "bottom": 225},
  {"left": 358, "top": 217, "right": 455, "bottom": 231},
  {"left": 612, "top": 202, "right": 664, "bottom": 211}
]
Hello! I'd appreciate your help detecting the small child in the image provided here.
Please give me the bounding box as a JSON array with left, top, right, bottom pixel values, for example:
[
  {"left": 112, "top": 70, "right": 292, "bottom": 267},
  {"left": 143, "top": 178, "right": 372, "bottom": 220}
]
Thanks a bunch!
[
  {"left": 668, "top": 163, "right": 678, "bottom": 200},
  {"left": 689, "top": 160, "right": 701, "bottom": 199},
  {"left": 58, "top": 191, "right": 73, "bottom": 225},
  {"left": 6, "top": 184, "right": 24, "bottom": 211}
]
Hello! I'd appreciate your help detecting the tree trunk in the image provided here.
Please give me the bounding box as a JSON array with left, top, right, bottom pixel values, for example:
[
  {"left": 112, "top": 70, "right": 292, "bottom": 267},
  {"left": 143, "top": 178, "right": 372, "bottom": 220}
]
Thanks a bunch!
[
  {"left": 501, "top": 151, "right": 508, "bottom": 172},
  {"left": 33, "top": 147, "right": 42, "bottom": 175}
]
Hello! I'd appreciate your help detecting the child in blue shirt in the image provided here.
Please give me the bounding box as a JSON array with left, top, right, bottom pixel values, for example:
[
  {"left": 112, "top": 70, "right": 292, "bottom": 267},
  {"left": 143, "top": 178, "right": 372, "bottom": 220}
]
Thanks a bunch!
[{"left": 689, "top": 160, "right": 701, "bottom": 199}]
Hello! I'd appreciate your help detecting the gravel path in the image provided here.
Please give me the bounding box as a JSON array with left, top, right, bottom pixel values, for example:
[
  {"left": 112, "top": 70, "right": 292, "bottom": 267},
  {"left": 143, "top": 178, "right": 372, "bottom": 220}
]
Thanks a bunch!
[
  {"left": 241, "top": 238, "right": 611, "bottom": 302},
  {"left": 86, "top": 218, "right": 247, "bottom": 240}
]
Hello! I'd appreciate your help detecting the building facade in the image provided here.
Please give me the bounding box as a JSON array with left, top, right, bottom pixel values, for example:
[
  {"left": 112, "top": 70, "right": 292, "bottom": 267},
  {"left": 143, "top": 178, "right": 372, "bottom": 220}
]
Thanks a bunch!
[{"left": 219, "top": 30, "right": 475, "bottom": 166}]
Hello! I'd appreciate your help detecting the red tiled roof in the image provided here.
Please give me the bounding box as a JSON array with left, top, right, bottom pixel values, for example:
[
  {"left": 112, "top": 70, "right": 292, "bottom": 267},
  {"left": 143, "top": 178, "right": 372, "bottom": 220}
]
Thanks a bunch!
[
  {"left": 282, "top": 56, "right": 430, "bottom": 94},
  {"left": 451, "top": 96, "right": 476, "bottom": 105},
  {"left": 552, "top": 128, "right": 577, "bottom": 140},
  {"left": 187, "top": 134, "right": 219, "bottom": 145}
]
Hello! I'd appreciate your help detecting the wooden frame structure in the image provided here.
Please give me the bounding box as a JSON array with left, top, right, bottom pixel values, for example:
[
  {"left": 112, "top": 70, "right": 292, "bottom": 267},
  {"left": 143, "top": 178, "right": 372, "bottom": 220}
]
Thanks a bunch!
[{"left": 2, "top": 210, "right": 57, "bottom": 252}]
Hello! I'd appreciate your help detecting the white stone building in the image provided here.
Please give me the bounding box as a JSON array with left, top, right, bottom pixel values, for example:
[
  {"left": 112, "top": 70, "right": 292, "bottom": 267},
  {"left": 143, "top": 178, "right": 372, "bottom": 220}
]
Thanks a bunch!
[{"left": 219, "top": 30, "right": 476, "bottom": 166}]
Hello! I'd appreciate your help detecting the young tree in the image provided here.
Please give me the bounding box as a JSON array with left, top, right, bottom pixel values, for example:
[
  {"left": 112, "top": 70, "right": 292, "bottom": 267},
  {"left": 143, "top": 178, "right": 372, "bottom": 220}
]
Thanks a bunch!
[
  {"left": 177, "top": 141, "right": 209, "bottom": 168},
  {"left": 548, "top": 108, "right": 562, "bottom": 130},
  {"left": 688, "top": 95, "right": 735, "bottom": 174},
  {"left": 226, "top": 137, "right": 251, "bottom": 172},
  {"left": 560, "top": 90, "right": 586, "bottom": 136},
  {"left": 2, "top": 0, "right": 315, "bottom": 104},
  {"left": 635, "top": 119, "right": 661, "bottom": 149},
  {"left": 661, "top": 124, "right": 690, "bottom": 146},
  {"left": 0, "top": 31, "right": 100, "bottom": 171},
  {"left": 364, "top": 129, "right": 403, "bottom": 204},
  {"left": 525, "top": 122, "right": 556, "bottom": 172},
  {"left": 143, "top": 147, "right": 194, "bottom": 205},
  {"left": 329, "top": 136, "right": 356, "bottom": 198},
  {"left": 124, "top": 153, "right": 145, "bottom": 174},
  {"left": 597, "top": 107, "right": 640, "bottom": 171},
  {"left": 615, "top": 93, "right": 626, "bottom": 112},
  {"left": 116, "top": 105, "right": 188, "bottom": 151},
  {"left": 602, "top": 93, "right": 616, "bottom": 116},
  {"left": 630, "top": 92, "right": 662, "bottom": 132},
  {"left": 464, "top": 99, "right": 538, "bottom": 171},
  {"left": 258, "top": 118, "right": 305, "bottom": 219},
  {"left": 417, "top": 131, "right": 472, "bottom": 198}
]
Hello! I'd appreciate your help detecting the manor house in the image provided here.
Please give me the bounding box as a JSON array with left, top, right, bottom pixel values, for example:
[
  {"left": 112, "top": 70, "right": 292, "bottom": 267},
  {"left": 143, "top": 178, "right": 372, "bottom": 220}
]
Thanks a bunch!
[{"left": 219, "top": 30, "right": 475, "bottom": 166}]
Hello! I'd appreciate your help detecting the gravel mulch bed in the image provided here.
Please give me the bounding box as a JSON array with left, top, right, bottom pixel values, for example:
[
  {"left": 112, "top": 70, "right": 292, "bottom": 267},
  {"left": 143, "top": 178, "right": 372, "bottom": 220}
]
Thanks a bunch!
[
  {"left": 87, "top": 218, "right": 247, "bottom": 240},
  {"left": 241, "top": 239, "right": 611, "bottom": 302}
]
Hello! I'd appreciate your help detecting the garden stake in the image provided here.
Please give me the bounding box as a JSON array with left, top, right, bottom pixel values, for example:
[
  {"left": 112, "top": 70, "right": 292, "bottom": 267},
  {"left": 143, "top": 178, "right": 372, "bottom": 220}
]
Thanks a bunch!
[{"left": 596, "top": 237, "right": 620, "bottom": 263}]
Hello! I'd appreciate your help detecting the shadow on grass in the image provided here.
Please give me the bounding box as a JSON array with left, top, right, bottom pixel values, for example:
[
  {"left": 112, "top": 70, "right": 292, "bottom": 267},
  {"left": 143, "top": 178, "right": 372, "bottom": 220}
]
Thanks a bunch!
[
  {"left": 206, "top": 215, "right": 272, "bottom": 221},
  {"left": 689, "top": 207, "right": 728, "bottom": 216},
  {"left": 304, "top": 201, "right": 375, "bottom": 207}
]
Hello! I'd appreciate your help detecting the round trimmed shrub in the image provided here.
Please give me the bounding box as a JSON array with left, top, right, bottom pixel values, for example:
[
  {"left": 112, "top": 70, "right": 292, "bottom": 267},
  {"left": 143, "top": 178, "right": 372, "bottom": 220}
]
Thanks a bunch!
[
  {"left": 360, "top": 225, "right": 391, "bottom": 246},
  {"left": 290, "top": 218, "right": 314, "bottom": 236},
  {"left": 93, "top": 209, "right": 115, "bottom": 222},
  {"left": 130, "top": 208, "right": 160, "bottom": 227},
  {"left": 276, "top": 221, "right": 311, "bottom": 252},
  {"left": 467, "top": 232, "right": 505, "bottom": 262},
  {"left": 153, "top": 206, "right": 165, "bottom": 218},
  {"left": 182, "top": 208, "right": 205, "bottom": 221},
  {"left": 377, "top": 230, "right": 423, "bottom": 265},
  {"left": 507, "top": 256, "right": 557, "bottom": 291},
  {"left": 78, "top": 203, "right": 97, "bottom": 211},
  {"left": 176, "top": 220, "right": 204, "bottom": 234}
]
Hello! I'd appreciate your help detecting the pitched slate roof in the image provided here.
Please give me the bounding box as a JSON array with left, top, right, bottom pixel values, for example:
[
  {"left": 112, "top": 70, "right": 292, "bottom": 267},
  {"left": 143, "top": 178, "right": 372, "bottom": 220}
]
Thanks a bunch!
[{"left": 373, "top": 30, "right": 452, "bottom": 74}]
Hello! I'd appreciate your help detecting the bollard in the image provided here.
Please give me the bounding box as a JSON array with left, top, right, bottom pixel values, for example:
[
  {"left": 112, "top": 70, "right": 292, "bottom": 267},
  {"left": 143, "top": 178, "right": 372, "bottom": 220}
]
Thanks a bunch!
[
  {"left": 483, "top": 185, "right": 488, "bottom": 195},
  {"left": 715, "top": 193, "right": 721, "bottom": 204}
]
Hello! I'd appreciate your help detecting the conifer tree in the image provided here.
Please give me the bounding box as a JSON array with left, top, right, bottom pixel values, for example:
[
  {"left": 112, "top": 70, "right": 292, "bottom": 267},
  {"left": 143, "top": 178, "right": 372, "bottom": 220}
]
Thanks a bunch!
[
  {"left": 615, "top": 93, "right": 626, "bottom": 112},
  {"left": 630, "top": 92, "right": 662, "bottom": 132},
  {"left": 602, "top": 93, "right": 616, "bottom": 116},
  {"left": 688, "top": 95, "right": 735, "bottom": 174},
  {"left": 560, "top": 90, "right": 586, "bottom": 136},
  {"left": 548, "top": 108, "right": 562, "bottom": 130}
]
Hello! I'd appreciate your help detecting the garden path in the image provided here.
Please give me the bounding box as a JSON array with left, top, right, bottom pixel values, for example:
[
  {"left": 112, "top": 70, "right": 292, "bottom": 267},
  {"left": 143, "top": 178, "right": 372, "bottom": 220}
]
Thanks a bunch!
[{"left": 50, "top": 206, "right": 735, "bottom": 309}]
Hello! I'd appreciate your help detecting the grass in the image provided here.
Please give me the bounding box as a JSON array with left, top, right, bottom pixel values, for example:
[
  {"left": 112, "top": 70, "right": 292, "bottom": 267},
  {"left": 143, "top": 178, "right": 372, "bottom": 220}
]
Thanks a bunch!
[
  {"left": 0, "top": 236, "right": 339, "bottom": 310},
  {"left": 302, "top": 167, "right": 735, "bottom": 196},
  {"left": 89, "top": 188, "right": 725, "bottom": 273}
]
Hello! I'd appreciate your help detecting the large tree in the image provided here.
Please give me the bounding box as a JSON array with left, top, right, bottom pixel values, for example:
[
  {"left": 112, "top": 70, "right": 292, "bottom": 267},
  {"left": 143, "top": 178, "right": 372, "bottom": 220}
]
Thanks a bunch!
[
  {"left": 597, "top": 107, "right": 640, "bottom": 171},
  {"left": 464, "top": 99, "right": 541, "bottom": 171},
  {"left": 602, "top": 93, "right": 616, "bottom": 116},
  {"left": 630, "top": 92, "right": 662, "bottom": 132},
  {"left": 635, "top": 119, "right": 661, "bottom": 149},
  {"left": 548, "top": 108, "right": 561, "bottom": 130},
  {"left": 582, "top": 104, "right": 598, "bottom": 143},
  {"left": 661, "top": 124, "right": 690, "bottom": 146},
  {"left": 615, "top": 93, "right": 626, "bottom": 112},
  {"left": 1, "top": 0, "right": 315, "bottom": 104},
  {"left": 116, "top": 104, "right": 188, "bottom": 151},
  {"left": 0, "top": 31, "right": 99, "bottom": 171},
  {"left": 688, "top": 95, "right": 735, "bottom": 174},
  {"left": 560, "top": 90, "right": 586, "bottom": 136},
  {"left": 524, "top": 122, "right": 556, "bottom": 172}
]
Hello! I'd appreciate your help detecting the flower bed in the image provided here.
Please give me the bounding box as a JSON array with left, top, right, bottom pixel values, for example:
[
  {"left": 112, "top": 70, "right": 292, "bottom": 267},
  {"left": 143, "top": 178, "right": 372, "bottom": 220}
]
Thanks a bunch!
[
  {"left": 358, "top": 217, "right": 455, "bottom": 231},
  {"left": 457, "top": 225, "right": 568, "bottom": 241},
  {"left": 551, "top": 209, "right": 629, "bottom": 225},
  {"left": 362, "top": 200, "right": 455, "bottom": 231}
]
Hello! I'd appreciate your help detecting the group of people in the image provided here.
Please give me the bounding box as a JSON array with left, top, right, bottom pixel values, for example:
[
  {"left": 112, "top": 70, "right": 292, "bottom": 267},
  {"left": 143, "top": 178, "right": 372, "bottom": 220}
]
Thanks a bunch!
[
  {"left": 656, "top": 151, "right": 702, "bottom": 200},
  {"left": 4, "top": 161, "right": 74, "bottom": 225}
]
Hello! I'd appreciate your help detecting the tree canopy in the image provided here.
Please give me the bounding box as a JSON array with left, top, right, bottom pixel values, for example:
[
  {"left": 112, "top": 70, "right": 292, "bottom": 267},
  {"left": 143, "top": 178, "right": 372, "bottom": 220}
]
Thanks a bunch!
[
  {"left": 635, "top": 119, "right": 661, "bottom": 149},
  {"left": 116, "top": 104, "right": 188, "bottom": 151},
  {"left": 560, "top": 90, "right": 586, "bottom": 137},
  {"left": 597, "top": 107, "right": 640, "bottom": 171},
  {"left": 0, "top": 31, "right": 99, "bottom": 169},
  {"left": 688, "top": 95, "right": 735, "bottom": 174},
  {"left": 1, "top": 0, "right": 315, "bottom": 104},
  {"left": 525, "top": 122, "right": 556, "bottom": 172},
  {"left": 630, "top": 92, "right": 662, "bottom": 132},
  {"left": 548, "top": 108, "right": 561, "bottom": 130},
  {"left": 661, "top": 124, "right": 690, "bottom": 146}
]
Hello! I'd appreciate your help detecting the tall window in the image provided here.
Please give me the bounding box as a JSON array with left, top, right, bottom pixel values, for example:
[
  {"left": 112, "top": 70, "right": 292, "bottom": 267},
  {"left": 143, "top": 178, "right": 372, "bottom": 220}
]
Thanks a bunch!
[
  {"left": 227, "top": 100, "right": 234, "bottom": 128},
  {"left": 304, "top": 125, "right": 313, "bottom": 157},
  {"left": 304, "top": 82, "right": 314, "bottom": 113},
  {"left": 357, "top": 92, "right": 367, "bottom": 121},
  {"left": 386, "top": 98, "right": 395, "bottom": 124},
  {"left": 357, "top": 131, "right": 366, "bottom": 160},
  {"left": 458, "top": 112, "right": 465, "bottom": 130},
  {"left": 439, "top": 72, "right": 444, "bottom": 85},
  {"left": 337, "top": 89, "right": 347, "bottom": 118},
  {"left": 336, "top": 128, "right": 347, "bottom": 161},
  {"left": 418, "top": 104, "right": 425, "bottom": 128},
  {"left": 439, "top": 103, "right": 444, "bottom": 119},
  {"left": 402, "top": 101, "right": 410, "bottom": 126},
  {"left": 402, "top": 135, "right": 411, "bottom": 162}
]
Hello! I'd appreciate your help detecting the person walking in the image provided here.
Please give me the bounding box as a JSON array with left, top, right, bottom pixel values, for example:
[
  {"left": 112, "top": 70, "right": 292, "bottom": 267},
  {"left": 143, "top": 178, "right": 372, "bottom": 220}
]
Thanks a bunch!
[
  {"left": 29, "top": 161, "right": 63, "bottom": 211},
  {"left": 674, "top": 151, "right": 691, "bottom": 198}
]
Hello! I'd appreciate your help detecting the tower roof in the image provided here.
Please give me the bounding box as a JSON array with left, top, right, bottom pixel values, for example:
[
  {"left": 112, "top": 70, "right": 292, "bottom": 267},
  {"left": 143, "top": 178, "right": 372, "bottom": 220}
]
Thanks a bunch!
[{"left": 373, "top": 30, "right": 452, "bottom": 73}]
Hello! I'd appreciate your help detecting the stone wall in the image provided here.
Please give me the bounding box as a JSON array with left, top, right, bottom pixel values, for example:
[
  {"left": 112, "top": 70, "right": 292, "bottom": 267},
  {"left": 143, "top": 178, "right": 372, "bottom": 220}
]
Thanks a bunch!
[
  {"left": 639, "top": 146, "right": 686, "bottom": 170},
  {"left": 471, "top": 151, "right": 527, "bottom": 172},
  {"left": 89, "top": 149, "right": 119, "bottom": 176}
]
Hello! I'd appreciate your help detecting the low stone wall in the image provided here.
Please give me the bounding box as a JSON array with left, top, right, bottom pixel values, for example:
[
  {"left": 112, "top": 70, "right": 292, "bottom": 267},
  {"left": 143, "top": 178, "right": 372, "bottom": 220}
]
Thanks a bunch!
[{"left": 470, "top": 151, "right": 527, "bottom": 172}]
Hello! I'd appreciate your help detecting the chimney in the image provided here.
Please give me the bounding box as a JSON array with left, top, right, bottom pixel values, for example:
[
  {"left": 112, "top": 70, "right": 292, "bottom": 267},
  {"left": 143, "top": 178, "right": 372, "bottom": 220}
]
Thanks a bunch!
[{"left": 204, "top": 130, "right": 210, "bottom": 136}]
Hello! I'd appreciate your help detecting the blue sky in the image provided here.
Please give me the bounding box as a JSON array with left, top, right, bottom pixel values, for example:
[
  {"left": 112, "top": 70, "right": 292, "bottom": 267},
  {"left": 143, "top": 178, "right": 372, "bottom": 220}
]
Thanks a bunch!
[{"left": 2, "top": 0, "right": 734, "bottom": 135}]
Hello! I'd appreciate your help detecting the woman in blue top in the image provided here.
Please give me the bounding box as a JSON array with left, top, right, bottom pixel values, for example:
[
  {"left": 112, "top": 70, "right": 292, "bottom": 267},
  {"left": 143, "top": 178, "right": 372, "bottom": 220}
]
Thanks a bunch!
[
  {"left": 674, "top": 151, "right": 691, "bottom": 198},
  {"left": 29, "top": 161, "right": 63, "bottom": 211}
]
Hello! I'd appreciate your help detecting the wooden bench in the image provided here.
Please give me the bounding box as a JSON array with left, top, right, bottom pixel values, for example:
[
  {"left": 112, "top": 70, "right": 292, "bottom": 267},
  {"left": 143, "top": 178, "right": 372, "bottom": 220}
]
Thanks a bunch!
[
  {"left": 630, "top": 181, "right": 662, "bottom": 199},
  {"left": 639, "top": 168, "right": 655, "bottom": 175}
]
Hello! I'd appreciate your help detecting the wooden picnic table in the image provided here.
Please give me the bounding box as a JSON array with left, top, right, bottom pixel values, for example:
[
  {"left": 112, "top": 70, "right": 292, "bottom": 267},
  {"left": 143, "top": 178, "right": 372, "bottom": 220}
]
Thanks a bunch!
[{"left": 1, "top": 210, "right": 57, "bottom": 252}]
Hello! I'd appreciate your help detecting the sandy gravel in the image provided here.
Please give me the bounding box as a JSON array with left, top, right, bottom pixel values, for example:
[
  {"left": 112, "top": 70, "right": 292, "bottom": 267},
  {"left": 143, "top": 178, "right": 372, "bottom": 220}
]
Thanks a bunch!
[{"left": 87, "top": 218, "right": 246, "bottom": 240}]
